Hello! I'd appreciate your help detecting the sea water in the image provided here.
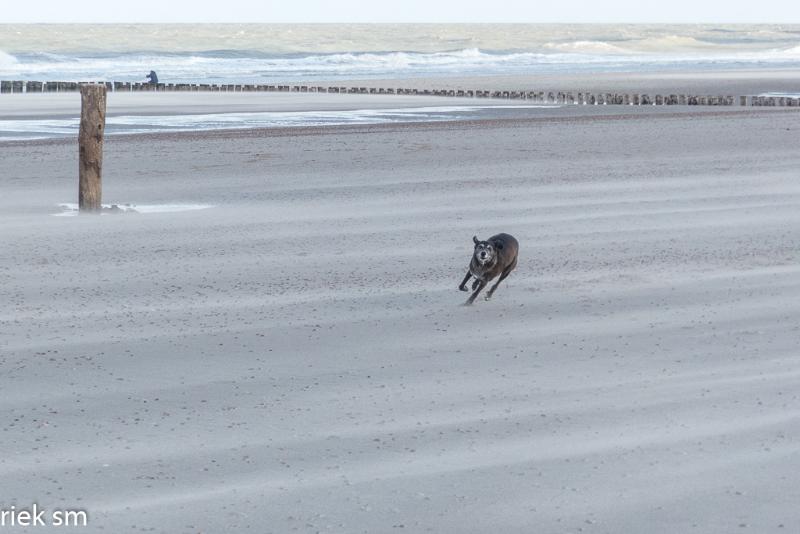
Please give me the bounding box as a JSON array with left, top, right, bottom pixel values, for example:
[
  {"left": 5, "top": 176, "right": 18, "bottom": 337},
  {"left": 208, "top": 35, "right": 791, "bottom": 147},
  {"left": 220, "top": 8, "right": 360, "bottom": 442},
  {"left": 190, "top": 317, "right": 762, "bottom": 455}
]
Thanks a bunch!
[{"left": 2, "top": 24, "right": 800, "bottom": 83}]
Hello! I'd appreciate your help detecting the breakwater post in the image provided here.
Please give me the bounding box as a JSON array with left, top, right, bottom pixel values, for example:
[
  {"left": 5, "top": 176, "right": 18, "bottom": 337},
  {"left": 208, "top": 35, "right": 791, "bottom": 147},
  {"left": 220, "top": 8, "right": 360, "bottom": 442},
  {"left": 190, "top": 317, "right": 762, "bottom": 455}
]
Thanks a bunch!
[
  {"left": 2, "top": 81, "right": 800, "bottom": 108},
  {"left": 78, "top": 84, "right": 107, "bottom": 213}
]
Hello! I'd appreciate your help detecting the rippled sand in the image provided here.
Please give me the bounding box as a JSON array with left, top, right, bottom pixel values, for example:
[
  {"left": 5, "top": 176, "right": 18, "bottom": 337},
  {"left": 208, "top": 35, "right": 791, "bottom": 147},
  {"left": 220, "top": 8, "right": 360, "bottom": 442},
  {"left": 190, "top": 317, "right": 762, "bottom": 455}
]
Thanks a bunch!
[{"left": 2, "top": 104, "right": 799, "bottom": 532}]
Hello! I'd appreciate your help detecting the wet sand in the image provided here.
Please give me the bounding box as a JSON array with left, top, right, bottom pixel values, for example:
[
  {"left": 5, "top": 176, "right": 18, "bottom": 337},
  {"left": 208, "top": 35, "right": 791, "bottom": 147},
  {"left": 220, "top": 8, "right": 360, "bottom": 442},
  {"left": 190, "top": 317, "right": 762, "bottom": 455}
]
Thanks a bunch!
[
  {"left": 0, "top": 92, "right": 531, "bottom": 120},
  {"left": 4, "top": 68, "right": 800, "bottom": 122}
]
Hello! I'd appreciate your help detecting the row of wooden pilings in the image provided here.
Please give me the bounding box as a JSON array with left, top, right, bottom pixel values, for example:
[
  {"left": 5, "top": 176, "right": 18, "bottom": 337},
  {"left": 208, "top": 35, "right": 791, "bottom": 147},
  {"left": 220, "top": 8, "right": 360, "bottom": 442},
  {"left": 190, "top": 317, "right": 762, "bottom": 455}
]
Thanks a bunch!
[{"left": 1, "top": 80, "right": 798, "bottom": 107}]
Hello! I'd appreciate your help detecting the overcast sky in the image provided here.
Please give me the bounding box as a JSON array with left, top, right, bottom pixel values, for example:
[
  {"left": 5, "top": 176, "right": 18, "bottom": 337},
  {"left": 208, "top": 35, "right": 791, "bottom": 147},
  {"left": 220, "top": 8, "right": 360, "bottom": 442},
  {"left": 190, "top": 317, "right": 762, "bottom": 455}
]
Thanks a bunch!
[{"left": 3, "top": 0, "right": 797, "bottom": 23}]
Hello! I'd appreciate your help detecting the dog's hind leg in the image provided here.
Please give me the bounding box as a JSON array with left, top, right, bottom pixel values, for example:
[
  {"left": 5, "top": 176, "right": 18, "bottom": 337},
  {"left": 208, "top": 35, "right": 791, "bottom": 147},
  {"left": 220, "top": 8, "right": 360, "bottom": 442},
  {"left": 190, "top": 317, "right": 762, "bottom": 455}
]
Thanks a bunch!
[
  {"left": 458, "top": 270, "right": 472, "bottom": 292},
  {"left": 485, "top": 256, "right": 517, "bottom": 300},
  {"left": 466, "top": 279, "right": 487, "bottom": 305}
]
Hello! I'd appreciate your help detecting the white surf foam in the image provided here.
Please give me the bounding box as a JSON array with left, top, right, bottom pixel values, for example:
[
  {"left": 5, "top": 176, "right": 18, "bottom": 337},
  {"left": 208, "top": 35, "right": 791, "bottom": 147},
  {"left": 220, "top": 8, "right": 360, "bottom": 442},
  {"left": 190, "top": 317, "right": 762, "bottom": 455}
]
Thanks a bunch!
[
  {"left": 0, "top": 50, "right": 18, "bottom": 68},
  {"left": 53, "top": 203, "right": 214, "bottom": 216},
  {"left": 758, "top": 92, "right": 800, "bottom": 98},
  {"left": 4, "top": 40, "right": 800, "bottom": 84}
]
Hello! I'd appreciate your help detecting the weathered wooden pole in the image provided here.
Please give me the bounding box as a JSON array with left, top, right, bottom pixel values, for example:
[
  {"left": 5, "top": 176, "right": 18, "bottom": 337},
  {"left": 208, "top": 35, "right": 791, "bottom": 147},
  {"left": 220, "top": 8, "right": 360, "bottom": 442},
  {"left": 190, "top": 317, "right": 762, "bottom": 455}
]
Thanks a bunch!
[{"left": 78, "top": 84, "right": 107, "bottom": 213}]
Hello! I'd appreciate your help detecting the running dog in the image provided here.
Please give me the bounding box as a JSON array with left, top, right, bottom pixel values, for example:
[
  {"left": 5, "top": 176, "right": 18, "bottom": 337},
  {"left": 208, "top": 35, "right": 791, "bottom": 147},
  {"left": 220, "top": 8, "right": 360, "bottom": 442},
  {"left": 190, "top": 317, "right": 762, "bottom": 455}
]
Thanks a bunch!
[{"left": 458, "top": 233, "right": 519, "bottom": 305}]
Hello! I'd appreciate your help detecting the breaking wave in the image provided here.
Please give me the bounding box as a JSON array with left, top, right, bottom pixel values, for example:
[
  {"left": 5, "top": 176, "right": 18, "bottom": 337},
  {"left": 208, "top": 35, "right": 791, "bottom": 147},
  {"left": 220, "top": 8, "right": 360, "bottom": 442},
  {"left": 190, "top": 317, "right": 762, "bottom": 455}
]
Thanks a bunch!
[
  {"left": 1, "top": 28, "right": 799, "bottom": 84},
  {"left": 0, "top": 50, "right": 18, "bottom": 68},
  {"left": 2, "top": 47, "right": 799, "bottom": 83}
]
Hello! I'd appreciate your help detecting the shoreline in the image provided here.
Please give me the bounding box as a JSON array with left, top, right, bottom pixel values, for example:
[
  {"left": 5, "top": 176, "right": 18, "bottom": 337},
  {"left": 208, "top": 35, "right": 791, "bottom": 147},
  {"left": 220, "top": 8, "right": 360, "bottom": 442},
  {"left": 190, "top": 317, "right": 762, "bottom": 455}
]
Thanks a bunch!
[
  {"left": 328, "top": 68, "right": 800, "bottom": 93},
  {"left": 0, "top": 92, "right": 507, "bottom": 120},
  {"left": 7, "top": 67, "right": 799, "bottom": 92},
  {"left": 2, "top": 85, "right": 799, "bottom": 144},
  {"left": 2, "top": 104, "right": 798, "bottom": 148}
]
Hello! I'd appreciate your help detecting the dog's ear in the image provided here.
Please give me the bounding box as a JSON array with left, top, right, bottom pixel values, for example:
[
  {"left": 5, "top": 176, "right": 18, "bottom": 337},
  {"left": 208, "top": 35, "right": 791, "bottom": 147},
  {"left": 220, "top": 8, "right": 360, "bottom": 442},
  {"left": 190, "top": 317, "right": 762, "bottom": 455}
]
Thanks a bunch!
[
  {"left": 473, "top": 235, "right": 479, "bottom": 245},
  {"left": 495, "top": 242, "right": 504, "bottom": 250}
]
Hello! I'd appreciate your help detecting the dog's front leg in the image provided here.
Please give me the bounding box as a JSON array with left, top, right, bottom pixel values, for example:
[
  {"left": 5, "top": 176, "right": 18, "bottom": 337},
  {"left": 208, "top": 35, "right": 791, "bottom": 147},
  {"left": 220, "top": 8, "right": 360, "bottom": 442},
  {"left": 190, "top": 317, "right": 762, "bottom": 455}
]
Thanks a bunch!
[
  {"left": 465, "top": 279, "right": 487, "bottom": 305},
  {"left": 458, "top": 270, "right": 472, "bottom": 292}
]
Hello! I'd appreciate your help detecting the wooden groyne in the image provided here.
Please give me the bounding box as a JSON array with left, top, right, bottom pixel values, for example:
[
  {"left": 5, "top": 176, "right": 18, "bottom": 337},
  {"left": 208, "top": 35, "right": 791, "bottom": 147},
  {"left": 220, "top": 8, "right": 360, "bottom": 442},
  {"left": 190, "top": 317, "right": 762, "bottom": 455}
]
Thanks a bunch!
[
  {"left": 78, "top": 84, "right": 107, "bottom": 213},
  {"left": 1, "top": 80, "right": 799, "bottom": 107}
]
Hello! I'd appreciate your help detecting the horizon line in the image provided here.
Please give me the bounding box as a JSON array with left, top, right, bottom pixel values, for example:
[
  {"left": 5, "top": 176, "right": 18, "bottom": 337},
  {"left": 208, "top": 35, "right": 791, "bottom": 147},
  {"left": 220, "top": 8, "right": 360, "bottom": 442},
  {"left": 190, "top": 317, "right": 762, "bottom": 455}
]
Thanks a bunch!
[{"left": 3, "top": 21, "right": 800, "bottom": 24}]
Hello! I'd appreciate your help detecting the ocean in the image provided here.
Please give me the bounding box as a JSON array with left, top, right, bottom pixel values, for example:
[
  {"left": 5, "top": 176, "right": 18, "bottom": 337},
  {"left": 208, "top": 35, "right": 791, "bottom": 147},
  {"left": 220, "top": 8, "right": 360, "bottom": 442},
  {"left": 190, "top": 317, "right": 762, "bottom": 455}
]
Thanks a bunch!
[
  {"left": 2, "top": 24, "right": 800, "bottom": 84},
  {"left": 2, "top": 24, "right": 799, "bottom": 141}
]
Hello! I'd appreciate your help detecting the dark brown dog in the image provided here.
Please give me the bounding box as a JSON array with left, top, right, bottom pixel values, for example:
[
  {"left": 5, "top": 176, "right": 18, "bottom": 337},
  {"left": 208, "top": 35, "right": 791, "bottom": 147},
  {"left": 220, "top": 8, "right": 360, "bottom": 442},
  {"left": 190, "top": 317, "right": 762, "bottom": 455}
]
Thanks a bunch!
[{"left": 458, "top": 233, "right": 519, "bottom": 305}]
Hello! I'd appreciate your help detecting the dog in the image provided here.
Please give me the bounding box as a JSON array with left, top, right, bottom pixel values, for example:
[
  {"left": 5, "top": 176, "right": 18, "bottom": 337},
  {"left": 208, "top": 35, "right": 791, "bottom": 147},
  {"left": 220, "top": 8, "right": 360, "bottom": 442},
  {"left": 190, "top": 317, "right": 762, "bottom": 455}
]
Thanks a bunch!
[{"left": 458, "top": 233, "right": 519, "bottom": 305}]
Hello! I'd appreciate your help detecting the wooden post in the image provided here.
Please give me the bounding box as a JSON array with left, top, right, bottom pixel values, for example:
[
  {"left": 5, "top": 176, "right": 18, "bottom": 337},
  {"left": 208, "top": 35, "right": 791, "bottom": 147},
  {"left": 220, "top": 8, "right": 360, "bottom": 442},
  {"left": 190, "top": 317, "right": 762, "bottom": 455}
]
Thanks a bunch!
[{"left": 78, "top": 84, "right": 107, "bottom": 213}]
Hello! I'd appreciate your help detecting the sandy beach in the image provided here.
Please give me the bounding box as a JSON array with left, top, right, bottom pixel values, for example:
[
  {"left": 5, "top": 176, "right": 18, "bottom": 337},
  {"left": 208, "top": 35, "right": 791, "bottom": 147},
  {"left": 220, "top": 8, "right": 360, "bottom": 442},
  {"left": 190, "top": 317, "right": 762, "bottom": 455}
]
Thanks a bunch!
[{"left": 2, "top": 90, "right": 800, "bottom": 533}]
